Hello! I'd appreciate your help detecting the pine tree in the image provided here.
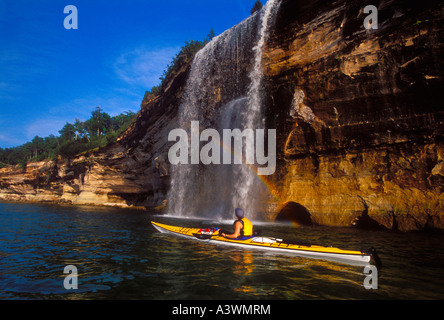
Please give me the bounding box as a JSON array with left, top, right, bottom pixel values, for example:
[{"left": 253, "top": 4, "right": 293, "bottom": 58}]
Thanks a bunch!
[
  {"left": 251, "top": 0, "right": 263, "bottom": 15},
  {"left": 59, "top": 123, "right": 76, "bottom": 142},
  {"left": 207, "top": 29, "right": 215, "bottom": 41},
  {"left": 73, "top": 118, "right": 85, "bottom": 140}
]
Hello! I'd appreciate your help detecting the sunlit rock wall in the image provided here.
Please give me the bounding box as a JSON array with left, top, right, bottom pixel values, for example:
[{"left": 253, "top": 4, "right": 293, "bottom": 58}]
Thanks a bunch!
[{"left": 264, "top": 0, "right": 443, "bottom": 231}]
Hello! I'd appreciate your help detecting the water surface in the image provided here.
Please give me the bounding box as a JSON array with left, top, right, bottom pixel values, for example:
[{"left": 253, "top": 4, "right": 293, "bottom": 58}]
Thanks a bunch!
[{"left": 0, "top": 202, "right": 443, "bottom": 300}]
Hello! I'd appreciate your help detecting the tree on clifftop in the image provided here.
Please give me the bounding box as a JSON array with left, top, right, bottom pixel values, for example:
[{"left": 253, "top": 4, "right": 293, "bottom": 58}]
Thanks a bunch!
[
  {"left": 59, "top": 123, "right": 76, "bottom": 142},
  {"left": 85, "top": 107, "right": 112, "bottom": 137},
  {"left": 251, "top": 0, "right": 263, "bottom": 15}
]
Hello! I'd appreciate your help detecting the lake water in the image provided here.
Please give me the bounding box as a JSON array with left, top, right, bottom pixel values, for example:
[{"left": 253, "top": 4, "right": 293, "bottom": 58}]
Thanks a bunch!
[{"left": 0, "top": 202, "right": 443, "bottom": 300}]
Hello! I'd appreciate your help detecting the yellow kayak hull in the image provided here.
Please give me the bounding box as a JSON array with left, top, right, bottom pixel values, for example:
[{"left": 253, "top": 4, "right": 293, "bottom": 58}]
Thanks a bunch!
[{"left": 151, "top": 221, "right": 372, "bottom": 265}]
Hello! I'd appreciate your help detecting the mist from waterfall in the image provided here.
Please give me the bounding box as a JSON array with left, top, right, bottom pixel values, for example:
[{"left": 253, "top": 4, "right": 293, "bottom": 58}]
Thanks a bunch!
[{"left": 167, "top": 0, "right": 281, "bottom": 221}]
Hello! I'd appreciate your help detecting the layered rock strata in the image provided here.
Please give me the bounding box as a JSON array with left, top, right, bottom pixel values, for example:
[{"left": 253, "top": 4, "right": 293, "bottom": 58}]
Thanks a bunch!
[{"left": 265, "top": 0, "right": 443, "bottom": 231}]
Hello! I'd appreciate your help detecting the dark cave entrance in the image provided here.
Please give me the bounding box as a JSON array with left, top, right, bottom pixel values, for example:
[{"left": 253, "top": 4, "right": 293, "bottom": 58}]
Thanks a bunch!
[{"left": 275, "top": 202, "right": 313, "bottom": 226}]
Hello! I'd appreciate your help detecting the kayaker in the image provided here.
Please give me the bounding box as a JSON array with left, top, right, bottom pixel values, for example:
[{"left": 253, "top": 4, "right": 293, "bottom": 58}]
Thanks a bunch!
[{"left": 221, "top": 208, "right": 253, "bottom": 239}]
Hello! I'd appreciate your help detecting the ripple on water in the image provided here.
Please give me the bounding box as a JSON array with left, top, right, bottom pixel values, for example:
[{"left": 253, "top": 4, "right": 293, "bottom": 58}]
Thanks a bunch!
[{"left": 1, "top": 204, "right": 444, "bottom": 300}]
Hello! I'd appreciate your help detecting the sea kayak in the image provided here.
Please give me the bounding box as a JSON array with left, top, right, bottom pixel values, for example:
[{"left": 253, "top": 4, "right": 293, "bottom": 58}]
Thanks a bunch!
[{"left": 151, "top": 221, "right": 379, "bottom": 265}]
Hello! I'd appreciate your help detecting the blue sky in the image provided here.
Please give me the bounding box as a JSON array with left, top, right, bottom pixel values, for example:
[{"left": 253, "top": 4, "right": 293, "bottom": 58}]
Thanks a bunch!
[{"left": 0, "top": 0, "right": 258, "bottom": 148}]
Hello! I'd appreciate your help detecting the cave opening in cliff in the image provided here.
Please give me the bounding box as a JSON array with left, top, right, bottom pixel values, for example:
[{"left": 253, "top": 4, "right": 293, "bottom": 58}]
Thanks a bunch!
[{"left": 275, "top": 202, "right": 313, "bottom": 226}]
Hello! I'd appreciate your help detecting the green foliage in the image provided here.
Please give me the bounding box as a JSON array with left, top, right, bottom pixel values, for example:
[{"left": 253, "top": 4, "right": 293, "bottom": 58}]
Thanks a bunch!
[
  {"left": 142, "top": 85, "right": 162, "bottom": 106},
  {"left": 74, "top": 118, "right": 86, "bottom": 139},
  {"left": 59, "top": 122, "right": 76, "bottom": 142},
  {"left": 0, "top": 149, "right": 7, "bottom": 168},
  {"left": 141, "top": 30, "right": 216, "bottom": 107},
  {"left": 111, "top": 111, "right": 136, "bottom": 133},
  {"left": 0, "top": 108, "right": 137, "bottom": 166},
  {"left": 251, "top": 0, "right": 263, "bottom": 15},
  {"left": 207, "top": 29, "right": 215, "bottom": 41},
  {"left": 58, "top": 139, "right": 85, "bottom": 159},
  {"left": 58, "top": 136, "right": 105, "bottom": 159},
  {"left": 159, "top": 39, "right": 207, "bottom": 85},
  {"left": 84, "top": 107, "right": 112, "bottom": 137}
]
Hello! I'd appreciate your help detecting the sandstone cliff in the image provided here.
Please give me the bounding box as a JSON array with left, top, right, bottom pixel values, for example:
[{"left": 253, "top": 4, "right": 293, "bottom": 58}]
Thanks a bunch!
[
  {"left": 1, "top": 0, "right": 443, "bottom": 231},
  {"left": 265, "top": 0, "right": 443, "bottom": 231}
]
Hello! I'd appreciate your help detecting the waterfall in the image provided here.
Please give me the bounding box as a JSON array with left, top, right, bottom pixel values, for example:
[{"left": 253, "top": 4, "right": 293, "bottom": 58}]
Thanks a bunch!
[{"left": 167, "top": 0, "right": 281, "bottom": 220}]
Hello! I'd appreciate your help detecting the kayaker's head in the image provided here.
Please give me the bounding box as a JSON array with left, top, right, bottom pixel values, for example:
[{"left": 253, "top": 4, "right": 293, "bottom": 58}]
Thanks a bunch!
[{"left": 235, "top": 208, "right": 245, "bottom": 220}]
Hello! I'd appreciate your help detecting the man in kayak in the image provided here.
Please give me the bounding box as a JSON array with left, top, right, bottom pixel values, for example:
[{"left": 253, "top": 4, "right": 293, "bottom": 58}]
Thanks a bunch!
[{"left": 220, "top": 208, "right": 254, "bottom": 239}]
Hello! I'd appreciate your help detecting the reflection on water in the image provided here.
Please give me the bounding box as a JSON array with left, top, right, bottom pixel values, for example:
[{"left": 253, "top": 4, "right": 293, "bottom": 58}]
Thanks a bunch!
[
  {"left": 232, "top": 251, "right": 256, "bottom": 295},
  {"left": 0, "top": 203, "right": 443, "bottom": 300}
]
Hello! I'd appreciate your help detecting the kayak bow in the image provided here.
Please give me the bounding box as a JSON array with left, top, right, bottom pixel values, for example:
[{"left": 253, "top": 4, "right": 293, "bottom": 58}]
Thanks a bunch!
[{"left": 151, "top": 221, "right": 376, "bottom": 265}]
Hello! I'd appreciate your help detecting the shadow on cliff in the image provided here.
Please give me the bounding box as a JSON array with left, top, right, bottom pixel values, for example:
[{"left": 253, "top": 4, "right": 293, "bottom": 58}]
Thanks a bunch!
[
  {"left": 276, "top": 200, "right": 391, "bottom": 231},
  {"left": 275, "top": 202, "right": 313, "bottom": 226}
]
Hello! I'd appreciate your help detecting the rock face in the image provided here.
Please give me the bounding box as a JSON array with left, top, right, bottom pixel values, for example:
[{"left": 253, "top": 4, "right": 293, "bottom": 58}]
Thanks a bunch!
[
  {"left": 1, "top": 0, "right": 443, "bottom": 231},
  {"left": 0, "top": 145, "right": 167, "bottom": 209},
  {"left": 264, "top": 0, "right": 444, "bottom": 231}
]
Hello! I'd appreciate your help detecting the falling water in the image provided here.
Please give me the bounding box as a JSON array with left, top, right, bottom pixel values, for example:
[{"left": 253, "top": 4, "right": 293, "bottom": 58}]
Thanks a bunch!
[{"left": 167, "top": 0, "right": 281, "bottom": 220}]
